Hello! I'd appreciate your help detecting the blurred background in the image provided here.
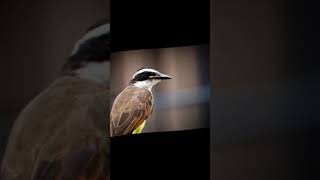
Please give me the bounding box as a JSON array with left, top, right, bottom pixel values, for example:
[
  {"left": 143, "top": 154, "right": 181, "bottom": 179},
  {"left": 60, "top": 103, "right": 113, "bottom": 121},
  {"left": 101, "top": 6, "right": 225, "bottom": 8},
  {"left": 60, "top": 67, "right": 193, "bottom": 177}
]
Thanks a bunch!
[
  {"left": 212, "top": 0, "right": 320, "bottom": 179},
  {"left": 0, "top": 0, "right": 108, "bottom": 164},
  {"left": 111, "top": 45, "right": 210, "bottom": 133}
]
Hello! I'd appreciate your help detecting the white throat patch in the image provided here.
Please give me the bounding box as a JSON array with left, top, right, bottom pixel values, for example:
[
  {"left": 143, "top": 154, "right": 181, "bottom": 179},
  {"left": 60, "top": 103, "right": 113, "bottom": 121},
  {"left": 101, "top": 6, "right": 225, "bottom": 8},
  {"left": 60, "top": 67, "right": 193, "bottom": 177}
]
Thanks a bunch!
[
  {"left": 75, "top": 61, "right": 110, "bottom": 84},
  {"left": 132, "top": 79, "right": 161, "bottom": 91}
]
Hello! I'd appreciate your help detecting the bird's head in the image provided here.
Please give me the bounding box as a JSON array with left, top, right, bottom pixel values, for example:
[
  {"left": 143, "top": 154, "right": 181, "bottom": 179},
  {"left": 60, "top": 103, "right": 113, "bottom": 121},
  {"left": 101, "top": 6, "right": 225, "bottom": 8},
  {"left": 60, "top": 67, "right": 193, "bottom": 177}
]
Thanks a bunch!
[
  {"left": 129, "top": 68, "right": 172, "bottom": 90},
  {"left": 61, "top": 19, "right": 110, "bottom": 84}
]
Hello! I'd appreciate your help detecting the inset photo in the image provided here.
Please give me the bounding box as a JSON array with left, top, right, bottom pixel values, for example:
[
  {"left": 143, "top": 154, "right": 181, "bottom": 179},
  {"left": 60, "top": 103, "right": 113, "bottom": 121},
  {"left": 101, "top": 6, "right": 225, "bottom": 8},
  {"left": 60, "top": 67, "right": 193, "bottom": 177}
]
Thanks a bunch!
[{"left": 110, "top": 44, "right": 209, "bottom": 137}]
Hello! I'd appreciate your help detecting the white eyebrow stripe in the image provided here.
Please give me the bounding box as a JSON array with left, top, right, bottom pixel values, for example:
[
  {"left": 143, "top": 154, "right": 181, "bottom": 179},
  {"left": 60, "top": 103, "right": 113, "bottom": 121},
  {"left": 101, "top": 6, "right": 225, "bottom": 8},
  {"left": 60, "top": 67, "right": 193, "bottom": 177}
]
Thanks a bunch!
[
  {"left": 132, "top": 68, "right": 160, "bottom": 78},
  {"left": 71, "top": 23, "right": 110, "bottom": 55}
]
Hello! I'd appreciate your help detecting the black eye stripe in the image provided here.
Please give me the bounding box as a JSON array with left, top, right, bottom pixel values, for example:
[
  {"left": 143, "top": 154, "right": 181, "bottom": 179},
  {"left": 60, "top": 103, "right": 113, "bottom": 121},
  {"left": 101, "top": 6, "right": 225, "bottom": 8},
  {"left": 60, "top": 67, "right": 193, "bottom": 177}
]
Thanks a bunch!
[{"left": 132, "top": 72, "right": 157, "bottom": 82}]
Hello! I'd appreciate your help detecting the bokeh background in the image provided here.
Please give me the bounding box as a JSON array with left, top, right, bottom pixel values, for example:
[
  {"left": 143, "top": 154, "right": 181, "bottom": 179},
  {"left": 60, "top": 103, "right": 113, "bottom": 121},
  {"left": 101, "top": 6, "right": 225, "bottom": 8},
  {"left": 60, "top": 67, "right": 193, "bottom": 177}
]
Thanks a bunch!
[
  {"left": 212, "top": 0, "right": 320, "bottom": 179},
  {"left": 111, "top": 45, "right": 210, "bottom": 133},
  {"left": 0, "top": 0, "right": 108, "bottom": 165}
]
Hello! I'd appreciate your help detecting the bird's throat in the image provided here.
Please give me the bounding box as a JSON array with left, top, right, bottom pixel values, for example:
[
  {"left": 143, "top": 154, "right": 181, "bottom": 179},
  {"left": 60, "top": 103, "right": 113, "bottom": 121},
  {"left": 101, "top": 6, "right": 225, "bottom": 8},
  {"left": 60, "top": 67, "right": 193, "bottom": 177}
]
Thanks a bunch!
[{"left": 75, "top": 61, "right": 110, "bottom": 84}]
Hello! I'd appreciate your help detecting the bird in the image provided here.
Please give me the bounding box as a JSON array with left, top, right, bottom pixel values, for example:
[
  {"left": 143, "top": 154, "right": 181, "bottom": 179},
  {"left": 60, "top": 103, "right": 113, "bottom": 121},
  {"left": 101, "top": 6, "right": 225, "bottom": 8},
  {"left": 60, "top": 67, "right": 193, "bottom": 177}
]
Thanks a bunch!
[
  {"left": 110, "top": 68, "right": 172, "bottom": 137},
  {"left": 1, "top": 19, "right": 110, "bottom": 180}
]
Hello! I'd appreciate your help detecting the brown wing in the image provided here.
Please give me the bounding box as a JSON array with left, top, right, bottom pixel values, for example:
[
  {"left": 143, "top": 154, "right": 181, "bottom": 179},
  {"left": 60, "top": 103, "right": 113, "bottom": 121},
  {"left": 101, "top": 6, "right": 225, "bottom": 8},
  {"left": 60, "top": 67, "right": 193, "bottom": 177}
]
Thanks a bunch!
[
  {"left": 110, "top": 86, "right": 153, "bottom": 137},
  {"left": 1, "top": 77, "right": 109, "bottom": 180},
  {"left": 31, "top": 140, "right": 108, "bottom": 180}
]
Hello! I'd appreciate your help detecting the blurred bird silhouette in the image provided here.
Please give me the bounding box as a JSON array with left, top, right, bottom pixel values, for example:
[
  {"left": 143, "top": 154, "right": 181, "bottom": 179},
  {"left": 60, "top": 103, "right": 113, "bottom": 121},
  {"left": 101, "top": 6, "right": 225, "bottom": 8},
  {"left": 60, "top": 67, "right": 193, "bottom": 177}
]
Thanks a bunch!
[{"left": 1, "top": 19, "right": 110, "bottom": 180}]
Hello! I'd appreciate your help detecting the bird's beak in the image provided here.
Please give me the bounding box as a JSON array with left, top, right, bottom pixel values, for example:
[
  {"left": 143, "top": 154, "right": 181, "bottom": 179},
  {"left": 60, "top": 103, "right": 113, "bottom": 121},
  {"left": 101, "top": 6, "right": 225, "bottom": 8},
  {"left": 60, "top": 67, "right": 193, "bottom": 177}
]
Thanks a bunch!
[{"left": 156, "top": 73, "right": 172, "bottom": 80}]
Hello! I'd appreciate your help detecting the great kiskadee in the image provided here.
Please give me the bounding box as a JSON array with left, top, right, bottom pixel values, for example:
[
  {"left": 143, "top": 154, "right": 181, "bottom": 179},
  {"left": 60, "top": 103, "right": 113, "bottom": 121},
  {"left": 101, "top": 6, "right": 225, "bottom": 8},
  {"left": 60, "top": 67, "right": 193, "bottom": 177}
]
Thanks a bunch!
[
  {"left": 110, "top": 68, "right": 172, "bottom": 137},
  {"left": 1, "top": 19, "right": 110, "bottom": 180}
]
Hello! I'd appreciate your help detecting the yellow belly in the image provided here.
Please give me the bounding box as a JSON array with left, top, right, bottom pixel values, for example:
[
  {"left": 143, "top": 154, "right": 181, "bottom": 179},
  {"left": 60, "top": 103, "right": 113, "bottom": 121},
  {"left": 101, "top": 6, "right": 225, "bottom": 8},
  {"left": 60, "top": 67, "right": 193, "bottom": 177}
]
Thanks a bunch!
[{"left": 132, "top": 121, "right": 146, "bottom": 134}]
